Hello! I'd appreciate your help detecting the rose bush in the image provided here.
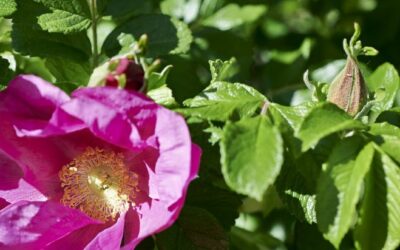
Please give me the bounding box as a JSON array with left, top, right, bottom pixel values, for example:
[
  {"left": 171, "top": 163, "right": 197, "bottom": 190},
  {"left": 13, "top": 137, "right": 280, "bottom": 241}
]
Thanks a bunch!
[{"left": 0, "top": 75, "right": 201, "bottom": 249}]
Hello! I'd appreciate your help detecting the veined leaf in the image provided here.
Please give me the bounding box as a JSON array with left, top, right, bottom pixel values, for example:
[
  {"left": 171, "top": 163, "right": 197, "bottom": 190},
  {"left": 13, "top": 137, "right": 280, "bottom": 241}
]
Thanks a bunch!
[
  {"left": 297, "top": 102, "right": 366, "bottom": 151},
  {"left": 12, "top": 0, "right": 91, "bottom": 61},
  {"left": 221, "top": 116, "right": 283, "bottom": 200},
  {"left": 317, "top": 139, "right": 374, "bottom": 248},
  {"left": 37, "top": 0, "right": 91, "bottom": 34},
  {"left": 355, "top": 145, "right": 400, "bottom": 250},
  {"left": 0, "top": 0, "right": 16, "bottom": 17},
  {"left": 181, "top": 81, "right": 266, "bottom": 121}
]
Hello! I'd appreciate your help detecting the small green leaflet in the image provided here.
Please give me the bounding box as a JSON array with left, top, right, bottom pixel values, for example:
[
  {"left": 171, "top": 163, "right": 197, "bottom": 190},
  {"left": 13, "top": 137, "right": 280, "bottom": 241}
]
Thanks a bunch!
[
  {"left": 0, "top": 0, "right": 16, "bottom": 17},
  {"left": 209, "top": 58, "right": 239, "bottom": 83},
  {"left": 221, "top": 116, "right": 283, "bottom": 200},
  {"left": 181, "top": 81, "right": 266, "bottom": 121},
  {"left": 296, "top": 102, "right": 366, "bottom": 151}
]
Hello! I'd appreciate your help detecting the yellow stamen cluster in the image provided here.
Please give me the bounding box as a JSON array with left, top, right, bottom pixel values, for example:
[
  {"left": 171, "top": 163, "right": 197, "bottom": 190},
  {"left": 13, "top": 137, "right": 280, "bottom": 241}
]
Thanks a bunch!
[{"left": 59, "top": 147, "right": 138, "bottom": 222}]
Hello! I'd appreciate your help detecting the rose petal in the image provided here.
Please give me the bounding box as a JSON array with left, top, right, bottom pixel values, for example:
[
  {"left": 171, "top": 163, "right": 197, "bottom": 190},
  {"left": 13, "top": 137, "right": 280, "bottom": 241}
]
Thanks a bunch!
[
  {"left": 0, "top": 149, "right": 23, "bottom": 190},
  {"left": 0, "top": 201, "right": 99, "bottom": 249},
  {"left": 85, "top": 213, "right": 126, "bottom": 250}
]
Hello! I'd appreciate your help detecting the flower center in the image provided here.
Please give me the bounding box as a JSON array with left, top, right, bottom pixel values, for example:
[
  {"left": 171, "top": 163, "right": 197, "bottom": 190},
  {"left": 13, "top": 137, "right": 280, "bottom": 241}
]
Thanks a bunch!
[{"left": 59, "top": 147, "right": 138, "bottom": 222}]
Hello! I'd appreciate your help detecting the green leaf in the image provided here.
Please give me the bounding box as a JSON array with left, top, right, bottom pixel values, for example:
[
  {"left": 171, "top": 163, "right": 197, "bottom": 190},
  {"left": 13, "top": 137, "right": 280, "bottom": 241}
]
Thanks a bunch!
[
  {"left": 221, "top": 116, "right": 283, "bottom": 200},
  {"left": 156, "top": 206, "right": 229, "bottom": 250},
  {"left": 230, "top": 227, "right": 284, "bottom": 250},
  {"left": 355, "top": 145, "right": 400, "bottom": 250},
  {"left": 12, "top": 0, "right": 91, "bottom": 61},
  {"left": 161, "top": 0, "right": 201, "bottom": 23},
  {"left": 276, "top": 153, "right": 319, "bottom": 223},
  {"left": 202, "top": 4, "right": 267, "bottom": 33},
  {"left": 367, "top": 63, "right": 400, "bottom": 120},
  {"left": 38, "top": 10, "right": 91, "bottom": 34},
  {"left": 264, "top": 38, "right": 314, "bottom": 64},
  {"left": 36, "top": 0, "right": 91, "bottom": 34},
  {"left": 269, "top": 102, "right": 314, "bottom": 132},
  {"left": 295, "top": 223, "right": 335, "bottom": 250},
  {"left": 0, "top": 57, "right": 13, "bottom": 85},
  {"left": 45, "top": 57, "right": 90, "bottom": 89},
  {"left": 369, "top": 122, "right": 400, "bottom": 164},
  {"left": 147, "top": 85, "right": 177, "bottom": 108},
  {"left": 186, "top": 181, "right": 242, "bottom": 230},
  {"left": 296, "top": 102, "right": 366, "bottom": 151},
  {"left": 317, "top": 139, "right": 374, "bottom": 248},
  {"left": 209, "top": 58, "right": 239, "bottom": 83},
  {"left": 181, "top": 81, "right": 266, "bottom": 121},
  {"left": 311, "top": 60, "right": 346, "bottom": 83},
  {"left": 147, "top": 65, "right": 173, "bottom": 91},
  {"left": 104, "top": 0, "right": 151, "bottom": 19},
  {"left": 0, "top": 0, "right": 16, "bottom": 17},
  {"left": 103, "top": 14, "right": 192, "bottom": 57}
]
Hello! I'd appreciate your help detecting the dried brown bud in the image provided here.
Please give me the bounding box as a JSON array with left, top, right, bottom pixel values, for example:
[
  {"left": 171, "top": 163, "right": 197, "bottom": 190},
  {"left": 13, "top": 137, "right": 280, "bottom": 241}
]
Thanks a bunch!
[{"left": 327, "top": 57, "right": 368, "bottom": 116}]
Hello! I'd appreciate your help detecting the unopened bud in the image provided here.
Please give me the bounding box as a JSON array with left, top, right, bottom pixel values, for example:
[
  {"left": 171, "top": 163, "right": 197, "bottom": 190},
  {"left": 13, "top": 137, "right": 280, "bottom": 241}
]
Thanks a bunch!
[
  {"left": 105, "top": 58, "right": 144, "bottom": 91},
  {"left": 327, "top": 57, "right": 367, "bottom": 116}
]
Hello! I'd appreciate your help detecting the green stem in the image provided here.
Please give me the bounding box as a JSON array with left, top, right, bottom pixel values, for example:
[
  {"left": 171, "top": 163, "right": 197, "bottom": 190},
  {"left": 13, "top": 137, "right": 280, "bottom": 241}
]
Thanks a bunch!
[{"left": 90, "top": 0, "right": 99, "bottom": 68}]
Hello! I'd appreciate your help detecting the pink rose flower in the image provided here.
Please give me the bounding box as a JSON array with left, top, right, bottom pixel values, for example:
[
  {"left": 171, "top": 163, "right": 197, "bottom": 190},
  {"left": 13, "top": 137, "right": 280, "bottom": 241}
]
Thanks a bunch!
[{"left": 0, "top": 75, "right": 201, "bottom": 249}]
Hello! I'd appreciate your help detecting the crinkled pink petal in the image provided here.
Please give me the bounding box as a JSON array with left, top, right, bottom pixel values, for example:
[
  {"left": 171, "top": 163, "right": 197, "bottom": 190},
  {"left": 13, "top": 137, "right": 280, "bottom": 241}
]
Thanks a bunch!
[
  {"left": 46, "top": 223, "right": 111, "bottom": 250},
  {"left": 124, "top": 144, "right": 202, "bottom": 248},
  {"left": 0, "top": 149, "right": 23, "bottom": 190},
  {"left": 0, "top": 75, "right": 69, "bottom": 117},
  {"left": 0, "top": 75, "right": 72, "bottom": 136},
  {"left": 85, "top": 213, "right": 126, "bottom": 250},
  {"left": 0, "top": 201, "right": 99, "bottom": 249},
  {"left": 0, "top": 179, "right": 47, "bottom": 204}
]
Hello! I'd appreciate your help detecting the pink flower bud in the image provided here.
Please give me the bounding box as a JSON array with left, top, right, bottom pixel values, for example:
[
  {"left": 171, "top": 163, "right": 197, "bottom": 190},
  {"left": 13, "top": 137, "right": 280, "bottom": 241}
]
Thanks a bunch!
[{"left": 105, "top": 58, "right": 145, "bottom": 91}]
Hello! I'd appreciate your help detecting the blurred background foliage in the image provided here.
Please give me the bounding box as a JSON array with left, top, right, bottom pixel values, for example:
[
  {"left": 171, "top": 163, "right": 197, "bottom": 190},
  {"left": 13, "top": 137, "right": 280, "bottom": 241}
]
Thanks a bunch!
[
  {"left": 157, "top": 0, "right": 400, "bottom": 105},
  {"left": 1, "top": 0, "right": 400, "bottom": 249}
]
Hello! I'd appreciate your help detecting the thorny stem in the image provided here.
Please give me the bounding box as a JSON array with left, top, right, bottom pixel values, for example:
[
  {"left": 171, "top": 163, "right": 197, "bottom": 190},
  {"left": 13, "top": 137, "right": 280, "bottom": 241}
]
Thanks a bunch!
[{"left": 90, "top": 0, "right": 99, "bottom": 68}]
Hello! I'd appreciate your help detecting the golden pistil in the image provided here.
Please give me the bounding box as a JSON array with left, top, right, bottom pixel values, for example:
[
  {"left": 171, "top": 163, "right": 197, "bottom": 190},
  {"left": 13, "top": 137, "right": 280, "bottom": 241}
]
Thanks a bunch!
[{"left": 59, "top": 147, "right": 138, "bottom": 222}]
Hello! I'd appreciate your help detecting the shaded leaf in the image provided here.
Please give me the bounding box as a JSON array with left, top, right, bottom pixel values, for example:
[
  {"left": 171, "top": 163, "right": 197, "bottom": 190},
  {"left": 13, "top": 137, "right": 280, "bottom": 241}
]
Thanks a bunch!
[
  {"left": 12, "top": 0, "right": 91, "bottom": 61},
  {"left": 156, "top": 206, "right": 229, "bottom": 250},
  {"left": 368, "top": 122, "right": 400, "bottom": 164},
  {"left": 103, "top": 14, "right": 192, "bottom": 57},
  {"left": 45, "top": 57, "right": 90, "bottom": 89},
  {"left": 355, "top": 145, "right": 400, "bottom": 250},
  {"left": 186, "top": 181, "right": 242, "bottom": 230}
]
